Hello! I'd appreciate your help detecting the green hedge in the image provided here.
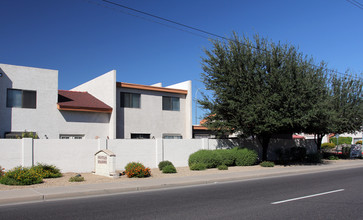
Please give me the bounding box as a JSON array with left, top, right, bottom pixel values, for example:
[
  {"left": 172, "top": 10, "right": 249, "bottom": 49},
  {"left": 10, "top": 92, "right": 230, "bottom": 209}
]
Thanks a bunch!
[
  {"left": 321, "top": 143, "right": 336, "bottom": 151},
  {"left": 188, "top": 148, "right": 258, "bottom": 168},
  {"left": 188, "top": 150, "right": 222, "bottom": 168},
  {"left": 215, "top": 149, "right": 236, "bottom": 166},
  {"left": 234, "top": 148, "right": 258, "bottom": 166},
  {"left": 330, "top": 137, "right": 352, "bottom": 145}
]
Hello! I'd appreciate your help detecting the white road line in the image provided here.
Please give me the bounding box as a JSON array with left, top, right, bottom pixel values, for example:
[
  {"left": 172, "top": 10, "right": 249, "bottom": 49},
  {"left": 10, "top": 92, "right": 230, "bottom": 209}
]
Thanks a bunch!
[{"left": 271, "top": 189, "right": 345, "bottom": 205}]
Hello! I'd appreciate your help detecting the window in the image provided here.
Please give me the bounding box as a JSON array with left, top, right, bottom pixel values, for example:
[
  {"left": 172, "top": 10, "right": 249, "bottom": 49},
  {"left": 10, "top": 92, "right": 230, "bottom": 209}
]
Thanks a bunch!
[
  {"left": 162, "top": 96, "right": 180, "bottom": 111},
  {"left": 7, "top": 89, "right": 36, "bottom": 109},
  {"left": 131, "top": 133, "right": 150, "bottom": 139},
  {"left": 121, "top": 92, "right": 140, "bottom": 108},
  {"left": 163, "top": 134, "right": 182, "bottom": 139},
  {"left": 60, "top": 135, "right": 84, "bottom": 139}
]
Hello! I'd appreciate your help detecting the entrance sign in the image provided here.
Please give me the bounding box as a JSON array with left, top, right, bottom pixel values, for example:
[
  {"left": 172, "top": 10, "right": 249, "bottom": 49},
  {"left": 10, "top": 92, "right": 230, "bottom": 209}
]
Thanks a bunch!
[{"left": 94, "top": 149, "right": 119, "bottom": 178}]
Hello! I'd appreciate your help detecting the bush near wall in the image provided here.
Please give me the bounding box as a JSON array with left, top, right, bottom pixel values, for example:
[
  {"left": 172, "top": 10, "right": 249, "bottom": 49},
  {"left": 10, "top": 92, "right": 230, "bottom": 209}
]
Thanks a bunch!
[
  {"left": 215, "top": 149, "right": 236, "bottom": 166},
  {"left": 31, "top": 163, "right": 62, "bottom": 178},
  {"left": 125, "top": 162, "right": 151, "bottom": 178},
  {"left": 162, "top": 165, "right": 177, "bottom": 173},
  {"left": 330, "top": 137, "right": 352, "bottom": 145},
  {"left": 188, "top": 148, "right": 258, "bottom": 168},
  {"left": 188, "top": 150, "right": 222, "bottom": 168},
  {"left": 0, "top": 166, "right": 43, "bottom": 185},
  {"left": 234, "top": 148, "right": 258, "bottom": 166},
  {"left": 0, "top": 163, "right": 63, "bottom": 186},
  {"left": 158, "top": 161, "right": 174, "bottom": 171},
  {"left": 321, "top": 143, "right": 336, "bottom": 151}
]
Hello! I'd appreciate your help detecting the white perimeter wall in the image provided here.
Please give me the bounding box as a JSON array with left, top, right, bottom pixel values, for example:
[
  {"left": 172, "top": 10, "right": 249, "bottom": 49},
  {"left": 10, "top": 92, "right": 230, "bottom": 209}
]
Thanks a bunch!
[{"left": 0, "top": 138, "right": 317, "bottom": 173}]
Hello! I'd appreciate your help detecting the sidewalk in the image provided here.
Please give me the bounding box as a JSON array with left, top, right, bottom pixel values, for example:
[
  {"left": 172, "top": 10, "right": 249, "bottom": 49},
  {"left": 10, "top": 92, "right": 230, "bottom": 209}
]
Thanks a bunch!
[{"left": 1, "top": 160, "right": 363, "bottom": 206}]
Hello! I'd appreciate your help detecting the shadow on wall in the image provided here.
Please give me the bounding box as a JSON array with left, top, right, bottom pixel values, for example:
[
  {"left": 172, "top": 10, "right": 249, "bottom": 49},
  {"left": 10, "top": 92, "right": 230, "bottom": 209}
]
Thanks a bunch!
[
  {"left": 212, "top": 138, "right": 317, "bottom": 161},
  {"left": 59, "top": 111, "right": 111, "bottom": 123},
  {"left": 116, "top": 93, "right": 124, "bottom": 139},
  {"left": 0, "top": 67, "right": 12, "bottom": 138}
]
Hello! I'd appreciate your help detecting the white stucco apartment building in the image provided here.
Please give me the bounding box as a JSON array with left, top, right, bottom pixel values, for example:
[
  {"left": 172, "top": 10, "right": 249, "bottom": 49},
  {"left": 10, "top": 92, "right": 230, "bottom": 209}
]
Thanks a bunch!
[{"left": 0, "top": 63, "right": 192, "bottom": 139}]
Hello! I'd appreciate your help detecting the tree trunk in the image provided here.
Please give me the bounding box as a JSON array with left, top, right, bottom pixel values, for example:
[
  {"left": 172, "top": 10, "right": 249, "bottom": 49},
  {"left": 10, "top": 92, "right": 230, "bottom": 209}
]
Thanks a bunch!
[
  {"left": 314, "top": 134, "right": 324, "bottom": 153},
  {"left": 261, "top": 136, "right": 271, "bottom": 161}
]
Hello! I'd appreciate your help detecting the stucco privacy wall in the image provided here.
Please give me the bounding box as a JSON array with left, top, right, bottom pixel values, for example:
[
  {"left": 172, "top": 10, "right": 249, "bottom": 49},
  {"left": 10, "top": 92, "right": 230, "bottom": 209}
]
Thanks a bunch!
[
  {"left": 71, "top": 70, "right": 117, "bottom": 139},
  {"left": 0, "top": 63, "right": 59, "bottom": 138},
  {"left": 108, "top": 139, "right": 156, "bottom": 169},
  {"left": 0, "top": 138, "right": 317, "bottom": 173},
  {"left": 33, "top": 139, "right": 100, "bottom": 173},
  {"left": 163, "top": 139, "right": 203, "bottom": 167},
  {"left": 0, "top": 139, "right": 22, "bottom": 170}
]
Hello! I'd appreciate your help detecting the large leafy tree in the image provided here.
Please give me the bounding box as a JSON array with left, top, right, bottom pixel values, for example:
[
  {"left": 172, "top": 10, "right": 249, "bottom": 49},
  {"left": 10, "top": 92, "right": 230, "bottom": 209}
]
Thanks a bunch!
[
  {"left": 200, "top": 33, "right": 327, "bottom": 161},
  {"left": 329, "top": 74, "right": 363, "bottom": 135},
  {"left": 304, "top": 72, "right": 363, "bottom": 150}
]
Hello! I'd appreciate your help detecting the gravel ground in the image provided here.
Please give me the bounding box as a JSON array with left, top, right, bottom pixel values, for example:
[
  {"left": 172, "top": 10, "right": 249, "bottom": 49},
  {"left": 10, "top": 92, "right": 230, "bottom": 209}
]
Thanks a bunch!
[{"left": 0, "top": 165, "right": 278, "bottom": 191}]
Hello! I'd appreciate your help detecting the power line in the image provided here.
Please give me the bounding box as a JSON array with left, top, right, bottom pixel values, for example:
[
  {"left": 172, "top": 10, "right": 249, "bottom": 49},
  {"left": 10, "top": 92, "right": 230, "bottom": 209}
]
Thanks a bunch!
[
  {"left": 346, "top": 0, "right": 363, "bottom": 10},
  {"left": 88, "top": 0, "right": 363, "bottom": 80}
]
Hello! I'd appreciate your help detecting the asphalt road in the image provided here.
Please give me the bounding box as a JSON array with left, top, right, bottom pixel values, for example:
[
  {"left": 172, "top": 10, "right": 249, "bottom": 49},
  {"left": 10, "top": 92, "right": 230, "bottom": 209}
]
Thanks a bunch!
[{"left": 1, "top": 167, "right": 363, "bottom": 220}]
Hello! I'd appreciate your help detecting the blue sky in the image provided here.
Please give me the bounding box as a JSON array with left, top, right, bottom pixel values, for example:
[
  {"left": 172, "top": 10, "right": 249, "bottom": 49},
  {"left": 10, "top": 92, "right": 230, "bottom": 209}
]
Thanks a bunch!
[{"left": 1, "top": 0, "right": 362, "bottom": 124}]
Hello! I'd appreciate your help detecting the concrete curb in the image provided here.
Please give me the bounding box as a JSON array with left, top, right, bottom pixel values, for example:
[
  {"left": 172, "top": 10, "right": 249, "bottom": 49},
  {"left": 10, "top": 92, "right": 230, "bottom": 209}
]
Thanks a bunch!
[{"left": 1, "top": 161, "right": 363, "bottom": 206}]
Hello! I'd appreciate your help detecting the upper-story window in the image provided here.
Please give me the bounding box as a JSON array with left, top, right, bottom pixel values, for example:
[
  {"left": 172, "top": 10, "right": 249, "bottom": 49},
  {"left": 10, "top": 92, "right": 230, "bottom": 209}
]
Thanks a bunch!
[
  {"left": 121, "top": 92, "right": 140, "bottom": 108},
  {"left": 162, "top": 96, "right": 180, "bottom": 111},
  {"left": 7, "top": 88, "right": 36, "bottom": 109}
]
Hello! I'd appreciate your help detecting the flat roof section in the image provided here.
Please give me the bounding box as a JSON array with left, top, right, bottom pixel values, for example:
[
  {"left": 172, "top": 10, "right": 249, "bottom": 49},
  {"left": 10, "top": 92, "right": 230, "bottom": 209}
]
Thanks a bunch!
[{"left": 117, "top": 82, "right": 188, "bottom": 95}]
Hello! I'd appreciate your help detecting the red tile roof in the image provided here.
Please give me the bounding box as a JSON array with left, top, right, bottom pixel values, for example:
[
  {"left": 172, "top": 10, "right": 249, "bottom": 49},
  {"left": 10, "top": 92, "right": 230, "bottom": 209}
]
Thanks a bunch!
[{"left": 57, "top": 90, "right": 112, "bottom": 113}]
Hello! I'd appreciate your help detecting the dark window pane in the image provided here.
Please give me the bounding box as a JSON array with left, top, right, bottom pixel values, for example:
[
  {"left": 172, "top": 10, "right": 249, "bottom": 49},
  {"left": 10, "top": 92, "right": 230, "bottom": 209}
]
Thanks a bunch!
[
  {"left": 172, "top": 97, "right": 180, "bottom": 111},
  {"left": 7, "top": 89, "right": 22, "bottom": 107},
  {"left": 132, "top": 94, "right": 140, "bottom": 108},
  {"left": 121, "top": 92, "right": 140, "bottom": 108},
  {"left": 163, "top": 96, "right": 179, "bottom": 111},
  {"left": 22, "top": 90, "right": 36, "bottom": 108}
]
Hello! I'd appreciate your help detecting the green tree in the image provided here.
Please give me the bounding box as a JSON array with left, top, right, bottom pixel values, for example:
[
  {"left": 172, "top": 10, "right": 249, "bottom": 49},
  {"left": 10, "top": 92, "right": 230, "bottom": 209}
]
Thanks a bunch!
[
  {"left": 200, "top": 33, "right": 327, "bottom": 161},
  {"left": 329, "top": 73, "right": 363, "bottom": 134},
  {"left": 304, "top": 72, "right": 362, "bottom": 151}
]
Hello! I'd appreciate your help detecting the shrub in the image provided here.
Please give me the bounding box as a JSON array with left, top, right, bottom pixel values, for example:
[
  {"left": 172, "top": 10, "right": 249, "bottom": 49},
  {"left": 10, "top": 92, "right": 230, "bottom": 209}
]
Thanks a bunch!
[
  {"left": 31, "top": 163, "right": 62, "bottom": 178},
  {"left": 188, "top": 150, "right": 222, "bottom": 168},
  {"left": 328, "top": 155, "right": 339, "bottom": 160},
  {"left": 162, "top": 165, "right": 177, "bottom": 174},
  {"left": 158, "top": 160, "right": 174, "bottom": 171},
  {"left": 215, "top": 149, "right": 236, "bottom": 166},
  {"left": 234, "top": 148, "right": 258, "bottom": 166},
  {"left": 305, "top": 153, "right": 322, "bottom": 163},
  {"left": 0, "top": 166, "right": 43, "bottom": 185},
  {"left": 69, "top": 175, "right": 84, "bottom": 182},
  {"left": 321, "top": 143, "right": 336, "bottom": 151},
  {"left": 217, "top": 164, "right": 228, "bottom": 170},
  {"left": 189, "top": 163, "right": 207, "bottom": 171},
  {"left": 330, "top": 137, "right": 352, "bottom": 145},
  {"left": 356, "top": 140, "right": 362, "bottom": 145},
  {"left": 260, "top": 161, "right": 275, "bottom": 167},
  {"left": 125, "top": 162, "right": 151, "bottom": 178},
  {"left": 290, "top": 147, "right": 307, "bottom": 162}
]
